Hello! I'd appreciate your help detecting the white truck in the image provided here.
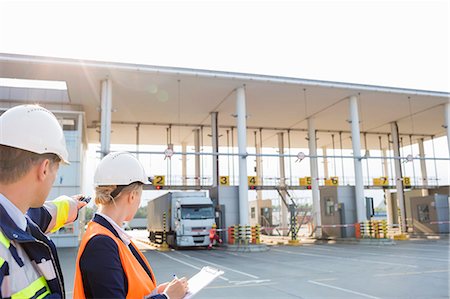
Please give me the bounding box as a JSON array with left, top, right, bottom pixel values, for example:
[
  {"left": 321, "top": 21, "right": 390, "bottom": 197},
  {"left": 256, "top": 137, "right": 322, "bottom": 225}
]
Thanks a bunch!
[{"left": 147, "top": 191, "right": 215, "bottom": 247}]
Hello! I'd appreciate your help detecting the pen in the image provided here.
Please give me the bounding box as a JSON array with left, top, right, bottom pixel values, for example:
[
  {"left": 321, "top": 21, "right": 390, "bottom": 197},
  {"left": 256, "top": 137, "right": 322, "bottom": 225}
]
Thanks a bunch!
[{"left": 173, "top": 274, "right": 179, "bottom": 280}]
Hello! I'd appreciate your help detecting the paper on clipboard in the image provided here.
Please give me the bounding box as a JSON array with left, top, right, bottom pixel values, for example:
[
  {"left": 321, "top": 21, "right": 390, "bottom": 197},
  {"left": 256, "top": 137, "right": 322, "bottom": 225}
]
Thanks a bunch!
[{"left": 183, "top": 266, "right": 224, "bottom": 299}]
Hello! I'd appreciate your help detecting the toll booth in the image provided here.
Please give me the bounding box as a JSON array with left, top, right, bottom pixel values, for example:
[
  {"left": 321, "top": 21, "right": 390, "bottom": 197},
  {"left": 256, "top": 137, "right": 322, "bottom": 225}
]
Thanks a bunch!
[
  {"left": 319, "top": 186, "right": 357, "bottom": 238},
  {"left": 249, "top": 199, "right": 273, "bottom": 227},
  {"left": 210, "top": 186, "right": 240, "bottom": 243},
  {"left": 393, "top": 188, "right": 449, "bottom": 233},
  {"left": 410, "top": 194, "right": 449, "bottom": 234},
  {"left": 46, "top": 111, "right": 86, "bottom": 247}
]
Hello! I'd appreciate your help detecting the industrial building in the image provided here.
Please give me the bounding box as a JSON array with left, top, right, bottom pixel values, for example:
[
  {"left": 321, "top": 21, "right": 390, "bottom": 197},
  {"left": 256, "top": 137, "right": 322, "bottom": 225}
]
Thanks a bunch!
[{"left": 0, "top": 53, "right": 449, "bottom": 246}]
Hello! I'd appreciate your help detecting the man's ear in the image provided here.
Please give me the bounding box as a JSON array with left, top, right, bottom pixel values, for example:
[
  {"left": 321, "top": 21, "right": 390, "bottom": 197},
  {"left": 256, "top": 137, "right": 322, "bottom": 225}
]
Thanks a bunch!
[{"left": 37, "top": 159, "right": 51, "bottom": 181}]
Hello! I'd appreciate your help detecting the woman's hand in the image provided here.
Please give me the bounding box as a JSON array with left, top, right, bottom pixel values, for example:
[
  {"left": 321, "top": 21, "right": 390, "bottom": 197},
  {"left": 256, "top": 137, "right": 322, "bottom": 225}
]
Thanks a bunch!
[
  {"left": 164, "top": 277, "right": 188, "bottom": 299},
  {"left": 157, "top": 282, "right": 169, "bottom": 293}
]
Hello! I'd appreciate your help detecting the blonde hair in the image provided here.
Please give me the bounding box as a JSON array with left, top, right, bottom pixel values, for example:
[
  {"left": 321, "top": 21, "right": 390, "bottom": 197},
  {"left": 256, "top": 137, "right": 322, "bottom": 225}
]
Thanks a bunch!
[{"left": 95, "top": 182, "right": 143, "bottom": 205}]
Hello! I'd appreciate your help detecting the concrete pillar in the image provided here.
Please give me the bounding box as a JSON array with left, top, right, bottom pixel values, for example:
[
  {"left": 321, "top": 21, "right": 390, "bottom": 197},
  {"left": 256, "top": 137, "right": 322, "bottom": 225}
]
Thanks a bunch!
[
  {"left": 135, "top": 123, "right": 140, "bottom": 159},
  {"left": 254, "top": 131, "right": 263, "bottom": 201},
  {"left": 277, "top": 132, "right": 288, "bottom": 235},
  {"left": 308, "top": 117, "right": 322, "bottom": 238},
  {"left": 100, "top": 79, "right": 112, "bottom": 157},
  {"left": 391, "top": 122, "right": 406, "bottom": 233},
  {"left": 445, "top": 102, "right": 450, "bottom": 156},
  {"left": 211, "top": 112, "right": 219, "bottom": 187},
  {"left": 194, "top": 128, "right": 201, "bottom": 186},
  {"left": 182, "top": 142, "right": 187, "bottom": 185},
  {"left": 231, "top": 127, "right": 235, "bottom": 185},
  {"left": 418, "top": 138, "right": 428, "bottom": 189},
  {"left": 322, "top": 146, "right": 329, "bottom": 179},
  {"left": 254, "top": 131, "right": 263, "bottom": 225},
  {"left": 349, "top": 96, "right": 367, "bottom": 223},
  {"left": 383, "top": 149, "right": 394, "bottom": 226},
  {"left": 236, "top": 87, "right": 249, "bottom": 225}
]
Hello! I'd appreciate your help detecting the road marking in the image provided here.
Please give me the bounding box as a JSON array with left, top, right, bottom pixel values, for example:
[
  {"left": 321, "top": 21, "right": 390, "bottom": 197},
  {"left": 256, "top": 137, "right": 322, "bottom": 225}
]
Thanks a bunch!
[
  {"left": 228, "top": 279, "right": 272, "bottom": 285},
  {"left": 374, "top": 271, "right": 422, "bottom": 277},
  {"left": 359, "top": 251, "right": 449, "bottom": 262},
  {"left": 308, "top": 280, "right": 381, "bottom": 299},
  {"left": 273, "top": 248, "right": 418, "bottom": 268},
  {"left": 206, "top": 282, "right": 278, "bottom": 289},
  {"left": 314, "top": 245, "right": 449, "bottom": 262},
  {"left": 363, "top": 244, "right": 446, "bottom": 253},
  {"left": 174, "top": 251, "right": 260, "bottom": 279},
  {"left": 313, "top": 278, "right": 338, "bottom": 282},
  {"left": 157, "top": 252, "right": 229, "bottom": 281},
  {"left": 424, "top": 269, "right": 450, "bottom": 274},
  {"left": 374, "top": 269, "right": 449, "bottom": 277}
]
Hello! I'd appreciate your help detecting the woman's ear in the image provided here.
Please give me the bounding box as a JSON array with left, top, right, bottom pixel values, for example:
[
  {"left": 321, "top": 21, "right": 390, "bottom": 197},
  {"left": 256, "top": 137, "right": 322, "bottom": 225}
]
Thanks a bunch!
[{"left": 128, "top": 190, "right": 137, "bottom": 204}]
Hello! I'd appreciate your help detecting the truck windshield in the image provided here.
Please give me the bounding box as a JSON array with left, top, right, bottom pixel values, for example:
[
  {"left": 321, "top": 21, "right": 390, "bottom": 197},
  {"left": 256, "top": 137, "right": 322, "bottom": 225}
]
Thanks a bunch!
[{"left": 181, "top": 205, "right": 214, "bottom": 220}]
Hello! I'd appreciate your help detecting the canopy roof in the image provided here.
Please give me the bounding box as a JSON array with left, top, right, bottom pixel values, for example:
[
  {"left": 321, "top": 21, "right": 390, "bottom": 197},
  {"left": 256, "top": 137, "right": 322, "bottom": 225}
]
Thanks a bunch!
[{"left": 0, "top": 53, "right": 448, "bottom": 150}]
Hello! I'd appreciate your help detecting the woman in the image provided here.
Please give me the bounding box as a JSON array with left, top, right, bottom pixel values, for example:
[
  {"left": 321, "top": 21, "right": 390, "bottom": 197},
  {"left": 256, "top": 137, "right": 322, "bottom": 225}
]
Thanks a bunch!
[{"left": 74, "top": 152, "right": 188, "bottom": 299}]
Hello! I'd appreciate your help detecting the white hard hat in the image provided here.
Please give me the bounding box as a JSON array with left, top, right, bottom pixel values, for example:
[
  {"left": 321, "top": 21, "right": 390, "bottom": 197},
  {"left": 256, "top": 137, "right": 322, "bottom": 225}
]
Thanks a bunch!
[
  {"left": 0, "top": 104, "right": 69, "bottom": 164},
  {"left": 94, "top": 151, "right": 148, "bottom": 186}
]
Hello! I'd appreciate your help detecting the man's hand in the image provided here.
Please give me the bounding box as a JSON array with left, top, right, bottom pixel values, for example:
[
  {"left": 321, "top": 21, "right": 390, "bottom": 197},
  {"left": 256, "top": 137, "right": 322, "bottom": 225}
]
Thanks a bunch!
[{"left": 72, "top": 194, "right": 89, "bottom": 210}]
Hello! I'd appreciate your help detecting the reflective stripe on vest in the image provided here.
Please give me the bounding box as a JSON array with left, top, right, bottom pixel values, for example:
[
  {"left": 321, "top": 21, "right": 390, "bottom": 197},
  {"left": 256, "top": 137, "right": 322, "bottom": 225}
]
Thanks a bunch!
[
  {"left": 11, "top": 276, "right": 50, "bottom": 299},
  {"left": 0, "top": 230, "right": 10, "bottom": 248},
  {"left": 50, "top": 199, "right": 70, "bottom": 233},
  {"left": 0, "top": 256, "right": 5, "bottom": 268}
]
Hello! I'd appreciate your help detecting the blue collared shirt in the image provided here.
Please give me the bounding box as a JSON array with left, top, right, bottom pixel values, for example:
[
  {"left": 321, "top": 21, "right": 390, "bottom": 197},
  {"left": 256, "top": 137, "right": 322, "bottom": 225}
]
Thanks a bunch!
[{"left": 0, "top": 193, "right": 27, "bottom": 231}]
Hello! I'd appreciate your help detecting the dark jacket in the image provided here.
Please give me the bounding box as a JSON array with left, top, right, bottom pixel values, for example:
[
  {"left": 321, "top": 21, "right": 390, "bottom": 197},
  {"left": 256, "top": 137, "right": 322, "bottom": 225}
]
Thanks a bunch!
[{"left": 0, "top": 203, "right": 71, "bottom": 298}]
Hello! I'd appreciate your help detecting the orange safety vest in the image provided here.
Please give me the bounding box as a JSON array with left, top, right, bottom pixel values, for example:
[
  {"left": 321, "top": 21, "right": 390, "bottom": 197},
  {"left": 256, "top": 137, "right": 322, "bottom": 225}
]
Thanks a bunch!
[
  {"left": 209, "top": 228, "right": 216, "bottom": 239},
  {"left": 73, "top": 221, "right": 157, "bottom": 299}
]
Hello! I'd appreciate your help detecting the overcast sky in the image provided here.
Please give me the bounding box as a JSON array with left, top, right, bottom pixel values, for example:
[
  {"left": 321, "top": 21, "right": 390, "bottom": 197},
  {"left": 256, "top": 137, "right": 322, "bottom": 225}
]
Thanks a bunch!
[{"left": 1, "top": 0, "right": 449, "bottom": 92}]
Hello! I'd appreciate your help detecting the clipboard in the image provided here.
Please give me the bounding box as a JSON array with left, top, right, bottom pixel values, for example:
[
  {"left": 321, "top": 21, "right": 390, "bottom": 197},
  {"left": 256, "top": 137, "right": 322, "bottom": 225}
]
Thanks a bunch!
[{"left": 183, "top": 266, "right": 224, "bottom": 299}]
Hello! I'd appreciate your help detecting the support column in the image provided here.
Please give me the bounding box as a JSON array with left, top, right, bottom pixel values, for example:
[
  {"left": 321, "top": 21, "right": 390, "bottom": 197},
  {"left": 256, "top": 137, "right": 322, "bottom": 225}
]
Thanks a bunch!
[
  {"left": 194, "top": 129, "right": 201, "bottom": 186},
  {"left": 211, "top": 112, "right": 219, "bottom": 187},
  {"left": 391, "top": 122, "right": 406, "bottom": 233},
  {"left": 236, "top": 87, "right": 249, "bottom": 225},
  {"left": 255, "top": 131, "right": 263, "bottom": 226},
  {"left": 445, "top": 102, "right": 450, "bottom": 156},
  {"left": 322, "top": 146, "right": 329, "bottom": 179},
  {"left": 255, "top": 131, "right": 263, "bottom": 201},
  {"left": 349, "top": 96, "right": 367, "bottom": 223},
  {"left": 100, "top": 79, "right": 112, "bottom": 157},
  {"left": 418, "top": 138, "right": 428, "bottom": 193},
  {"left": 383, "top": 149, "right": 394, "bottom": 226},
  {"left": 182, "top": 142, "right": 187, "bottom": 186},
  {"left": 278, "top": 132, "right": 288, "bottom": 235},
  {"left": 308, "top": 117, "right": 322, "bottom": 238},
  {"left": 135, "top": 123, "right": 140, "bottom": 159}
]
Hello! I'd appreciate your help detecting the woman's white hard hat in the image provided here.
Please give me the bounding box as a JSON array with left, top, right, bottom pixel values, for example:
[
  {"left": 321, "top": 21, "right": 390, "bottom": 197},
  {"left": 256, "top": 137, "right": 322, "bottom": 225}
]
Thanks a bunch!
[
  {"left": 94, "top": 151, "right": 149, "bottom": 186},
  {"left": 0, "top": 104, "right": 69, "bottom": 164}
]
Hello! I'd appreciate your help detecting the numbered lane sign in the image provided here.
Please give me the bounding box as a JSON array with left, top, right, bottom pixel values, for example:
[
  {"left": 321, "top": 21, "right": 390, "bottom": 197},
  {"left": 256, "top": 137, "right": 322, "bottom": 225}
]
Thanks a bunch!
[
  {"left": 403, "top": 177, "right": 411, "bottom": 187},
  {"left": 153, "top": 175, "right": 165, "bottom": 186},
  {"left": 248, "top": 176, "right": 257, "bottom": 186},
  {"left": 219, "top": 176, "right": 230, "bottom": 186}
]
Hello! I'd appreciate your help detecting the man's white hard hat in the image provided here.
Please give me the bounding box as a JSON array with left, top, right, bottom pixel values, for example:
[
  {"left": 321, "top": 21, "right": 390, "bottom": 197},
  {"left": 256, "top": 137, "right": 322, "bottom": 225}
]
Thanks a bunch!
[
  {"left": 94, "top": 151, "right": 149, "bottom": 186},
  {"left": 0, "top": 104, "right": 69, "bottom": 164}
]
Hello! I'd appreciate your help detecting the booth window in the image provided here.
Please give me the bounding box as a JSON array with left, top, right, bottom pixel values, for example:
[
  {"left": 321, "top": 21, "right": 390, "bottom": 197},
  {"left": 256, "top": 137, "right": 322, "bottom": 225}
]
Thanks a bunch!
[
  {"left": 325, "top": 198, "right": 335, "bottom": 216},
  {"left": 417, "top": 204, "right": 430, "bottom": 223}
]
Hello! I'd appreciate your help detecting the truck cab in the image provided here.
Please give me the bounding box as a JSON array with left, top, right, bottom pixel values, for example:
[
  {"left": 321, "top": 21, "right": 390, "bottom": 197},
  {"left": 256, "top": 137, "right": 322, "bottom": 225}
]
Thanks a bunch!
[
  {"left": 172, "top": 196, "right": 215, "bottom": 247},
  {"left": 147, "top": 191, "right": 216, "bottom": 248}
]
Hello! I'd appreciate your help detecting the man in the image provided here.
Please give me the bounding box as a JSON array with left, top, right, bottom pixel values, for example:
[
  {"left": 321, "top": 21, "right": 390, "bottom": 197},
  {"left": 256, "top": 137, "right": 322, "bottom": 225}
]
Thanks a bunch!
[
  {"left": 0, "top": 105, "right": 86, "bottom": 298},
  {"left": 208, "top": 223, "right": 222, "bottom": 249}
]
